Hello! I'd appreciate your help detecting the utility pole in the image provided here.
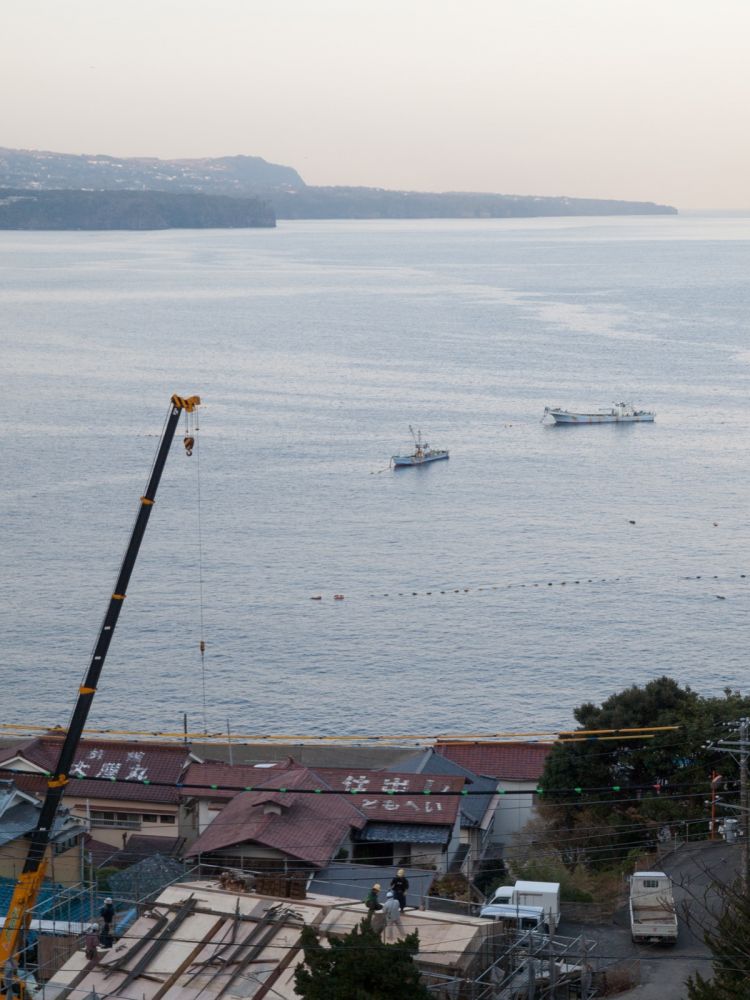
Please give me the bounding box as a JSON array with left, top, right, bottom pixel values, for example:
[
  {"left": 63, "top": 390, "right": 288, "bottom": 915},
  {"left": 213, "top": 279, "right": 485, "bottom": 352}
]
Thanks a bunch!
[
  {"left": 710, "top": 771, "right": 724, "bottom": 840},
  {"left": 716, "top": 718, "right": 750, "bottom": 886}
]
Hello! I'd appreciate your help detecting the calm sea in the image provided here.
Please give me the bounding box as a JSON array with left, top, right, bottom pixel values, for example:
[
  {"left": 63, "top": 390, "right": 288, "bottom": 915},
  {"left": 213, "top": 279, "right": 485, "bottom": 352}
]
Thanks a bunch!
[{"left": 2, "top": 216, "right": 750, "bottom": 739}]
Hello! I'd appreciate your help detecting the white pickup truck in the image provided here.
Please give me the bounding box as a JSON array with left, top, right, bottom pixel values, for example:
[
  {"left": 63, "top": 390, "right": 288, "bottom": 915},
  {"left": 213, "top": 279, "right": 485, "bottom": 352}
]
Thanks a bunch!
[{"left": 629, "top": 871, "right": 678, "bottom": 945}]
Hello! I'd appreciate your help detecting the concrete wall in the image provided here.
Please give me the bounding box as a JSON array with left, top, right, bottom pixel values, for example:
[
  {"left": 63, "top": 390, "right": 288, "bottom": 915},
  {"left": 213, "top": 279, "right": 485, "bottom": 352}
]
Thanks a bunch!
[{"left": 492, "top": 780, "right": 538, "bottom": 845}]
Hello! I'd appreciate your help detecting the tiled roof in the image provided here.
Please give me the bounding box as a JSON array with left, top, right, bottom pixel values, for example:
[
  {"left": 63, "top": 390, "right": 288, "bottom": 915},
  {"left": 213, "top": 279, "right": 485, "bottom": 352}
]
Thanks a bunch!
[
  {"left": 185, "top": 765, "right": 366, "bottom": 868},
  {"left": 0, "top": 737, "right": 190, "bottom": 805},
  {"left": 105, "top": 835, "right": 185, "bottom": 868},
  {"left": 355, "top": 823, "right": 451, "bottom": 845},
  {"left": 313, "top": 767, "right": 463, "bottom": 826},
  {"left": 435, "top": 742, "right": 552, "bottom": 781},
  {"left": 395, "top": 748, "right": 497, "bottom": 828},
  {"left": 183, "top": 760, "right": 463, "bottom": 827},
  {"left": 180, "top": 761, "right": 274, "bottom": 801}
]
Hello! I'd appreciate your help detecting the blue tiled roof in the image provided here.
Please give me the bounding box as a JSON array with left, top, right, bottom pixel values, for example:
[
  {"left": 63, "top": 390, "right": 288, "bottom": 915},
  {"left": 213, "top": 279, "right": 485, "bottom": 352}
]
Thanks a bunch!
[{"left": 355, "top": 823, "right": 450, "bottom": 845}]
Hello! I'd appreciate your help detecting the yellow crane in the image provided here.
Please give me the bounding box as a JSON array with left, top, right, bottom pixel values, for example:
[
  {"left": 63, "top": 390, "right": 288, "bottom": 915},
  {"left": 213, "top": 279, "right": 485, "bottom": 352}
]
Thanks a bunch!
[{"left": 0, "top": 394, "right": 200, "bottom": 997}]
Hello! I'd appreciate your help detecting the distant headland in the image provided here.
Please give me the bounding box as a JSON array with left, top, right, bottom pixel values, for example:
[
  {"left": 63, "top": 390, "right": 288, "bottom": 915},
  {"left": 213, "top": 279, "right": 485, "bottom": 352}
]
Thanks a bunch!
[{"left": 0, "top": 147, "right": 678, "bottom": 230}]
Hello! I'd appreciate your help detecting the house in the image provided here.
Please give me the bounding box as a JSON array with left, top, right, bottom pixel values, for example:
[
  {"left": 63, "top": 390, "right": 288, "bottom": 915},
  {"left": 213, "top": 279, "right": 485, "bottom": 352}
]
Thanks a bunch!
[
  {"left": 435, "top": 741, "right": 552, "bottom": 844},
  {"left": 393, "top": 747, "right": 502, "bottom": 876},
  {"left": 183, "top": 763, "right": 366, "bottom": 875},
  {"left": 0, "top": 779, "right": 87, "bottom": 885},
  {"left": 181, "top": 758, "right": 466, "bottom": 874},
  {"left": 0, "top": 736, "right": 194, "bottom": 850},
  {"left": 312, "top": 765, "right": 465, "bottom": 870}
]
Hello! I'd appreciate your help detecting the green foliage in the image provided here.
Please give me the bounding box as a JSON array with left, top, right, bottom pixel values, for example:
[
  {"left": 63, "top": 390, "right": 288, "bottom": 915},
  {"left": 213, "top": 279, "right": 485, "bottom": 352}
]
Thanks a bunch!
[
  {"left": 538, "top": 678, "right": 750, "bottom": 868},
  {"left": 686, "top": 879, "right": 750, "bottom": 999},
  {"left": 294, "top": 921, "right": 431, "bottom": 1000},
  {"left": 509, "top": 859, "right": 593, "bottom": 903}
]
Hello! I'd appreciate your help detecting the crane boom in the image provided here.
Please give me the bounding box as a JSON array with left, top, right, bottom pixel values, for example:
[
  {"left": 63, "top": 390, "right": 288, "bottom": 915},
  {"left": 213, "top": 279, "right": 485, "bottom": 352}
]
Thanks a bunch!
[{"left": 0, "top": 393, "right": 200, "bottom": 975}]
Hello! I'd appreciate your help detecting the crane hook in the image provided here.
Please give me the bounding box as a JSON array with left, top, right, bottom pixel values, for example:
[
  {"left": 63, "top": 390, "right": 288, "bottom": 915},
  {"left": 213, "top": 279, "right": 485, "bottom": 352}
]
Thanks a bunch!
[{"left": 183, "top": 435, "right": 195, "bottom": 456}]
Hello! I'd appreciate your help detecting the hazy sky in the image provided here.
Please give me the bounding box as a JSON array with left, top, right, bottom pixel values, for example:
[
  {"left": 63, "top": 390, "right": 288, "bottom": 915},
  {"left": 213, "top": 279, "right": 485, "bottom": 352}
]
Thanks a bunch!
[{"left": 2, "top": 0, "right": 748, "bottom": 209}]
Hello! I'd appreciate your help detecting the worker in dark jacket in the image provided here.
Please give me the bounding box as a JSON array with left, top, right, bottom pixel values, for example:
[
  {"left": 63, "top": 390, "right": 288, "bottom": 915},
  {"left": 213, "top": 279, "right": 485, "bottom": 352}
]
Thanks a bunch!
[
  {"left": 99, "top": 897, "right": 115, "bottom": 948},
  {"left": 390, "top": 869, "right": 409, "bottom": 911}
]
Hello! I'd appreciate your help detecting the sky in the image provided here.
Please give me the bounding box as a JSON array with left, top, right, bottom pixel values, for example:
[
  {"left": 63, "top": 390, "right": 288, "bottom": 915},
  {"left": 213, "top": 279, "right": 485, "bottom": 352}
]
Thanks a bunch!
[{"left": 2, "top": 0, "right": 748, "bottom": 210}]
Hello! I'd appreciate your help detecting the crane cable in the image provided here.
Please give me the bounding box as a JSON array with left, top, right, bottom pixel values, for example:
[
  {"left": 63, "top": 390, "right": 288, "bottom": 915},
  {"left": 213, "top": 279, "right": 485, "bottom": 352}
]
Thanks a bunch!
[{"left": 185, "top": 407, "right": 208, "bottom": 734}]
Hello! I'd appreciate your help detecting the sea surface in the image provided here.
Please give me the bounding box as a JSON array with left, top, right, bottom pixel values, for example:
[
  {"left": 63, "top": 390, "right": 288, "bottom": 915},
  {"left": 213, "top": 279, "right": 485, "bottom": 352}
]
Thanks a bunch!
[{"left": 2, "top": 215, "right": 750, "bottom": 740}]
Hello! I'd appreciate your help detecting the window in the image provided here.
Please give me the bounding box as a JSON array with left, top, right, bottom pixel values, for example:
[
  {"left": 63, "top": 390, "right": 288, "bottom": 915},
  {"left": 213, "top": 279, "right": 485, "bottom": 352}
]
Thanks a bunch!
[
  {"left": 643, "top": 879, "right": 660, "bottom": 888},
  {"left": 90, "top": 810, "right": 141, "bottom": 830},
  {"left": 159, "top": 815, "right": 176, "bottom": 824},
  {"left": 53, "top": 834, "right": 81, "bottom": 856},
  {"left": 142, "top": 814, "right": 158, "bottom": 823}
]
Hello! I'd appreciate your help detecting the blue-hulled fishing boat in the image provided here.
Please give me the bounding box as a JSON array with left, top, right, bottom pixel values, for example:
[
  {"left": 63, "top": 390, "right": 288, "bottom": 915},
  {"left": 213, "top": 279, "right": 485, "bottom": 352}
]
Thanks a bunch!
[{"left": 391, "top": 426, "right": 449, "bottom": 467}]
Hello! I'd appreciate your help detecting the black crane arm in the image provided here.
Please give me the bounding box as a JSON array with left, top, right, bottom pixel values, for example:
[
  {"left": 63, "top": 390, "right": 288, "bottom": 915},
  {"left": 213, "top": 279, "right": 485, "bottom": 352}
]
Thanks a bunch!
[{"left": 0, "top": 393, "right": 200, "bottom": 971}]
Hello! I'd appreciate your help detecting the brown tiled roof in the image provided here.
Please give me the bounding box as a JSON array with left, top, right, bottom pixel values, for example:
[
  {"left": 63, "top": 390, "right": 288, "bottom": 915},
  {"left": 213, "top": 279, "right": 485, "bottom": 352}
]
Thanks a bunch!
[
  {"left": 85, "top": 835, "right": 119, "bottom": 869},
  {"left": 182, "top": 759, "right": 462, "bottom": 827},
  {"left": 185, "top": 765, "right": 366, "bottom": 868},
  {"left": 435, "top": 742, "right": 552, "bottom": 781},
  {"left": 180, "top": 761, "right": 272, "bottom": 801},
  {"left": 0, "top": 737, "right": 190, "bottom": 805},
  {"left": 313, "top": 767, "right": 463, "bottom": 826}
]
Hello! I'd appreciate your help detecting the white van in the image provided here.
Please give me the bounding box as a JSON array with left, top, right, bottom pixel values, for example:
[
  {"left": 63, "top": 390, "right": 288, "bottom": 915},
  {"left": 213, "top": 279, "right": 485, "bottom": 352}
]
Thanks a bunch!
[
  {"left": 479, "top": 902, "right": 546, "bottom": 932},
  {"left": 490, "top": 880, "right": 561, "bottom": 930}
]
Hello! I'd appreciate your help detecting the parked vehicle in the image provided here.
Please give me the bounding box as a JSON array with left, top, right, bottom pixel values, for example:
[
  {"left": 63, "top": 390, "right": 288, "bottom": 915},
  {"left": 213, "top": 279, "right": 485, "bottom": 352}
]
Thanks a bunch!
[
  {"left": 629, "top": 871, "right": 678, "bottom": 945},
  {"left": 489, "top": 880, "right": 561, "bottom": 930},
  {"left": 479, "top": 902, "right": 546, "bottom": 933}
]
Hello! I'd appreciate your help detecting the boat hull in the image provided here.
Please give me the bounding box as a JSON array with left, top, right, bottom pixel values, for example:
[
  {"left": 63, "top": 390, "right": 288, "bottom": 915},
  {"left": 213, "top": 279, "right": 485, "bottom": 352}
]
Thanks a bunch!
[
  {"left": 392, "top": 452, "right": 449, "bottom": 466},
  {"left": 547, "top": 411, "right": 654, "bottom": 424}
]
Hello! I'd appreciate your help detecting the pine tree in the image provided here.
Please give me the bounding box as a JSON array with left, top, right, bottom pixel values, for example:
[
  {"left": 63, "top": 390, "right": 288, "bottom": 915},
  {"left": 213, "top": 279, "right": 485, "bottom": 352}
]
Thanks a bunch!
[
  {"left": 293, "top": 920, "right": 432, "bottom": 1000},
  {"left": 686, "top": 879, "right": 750, "bottom": 999}
]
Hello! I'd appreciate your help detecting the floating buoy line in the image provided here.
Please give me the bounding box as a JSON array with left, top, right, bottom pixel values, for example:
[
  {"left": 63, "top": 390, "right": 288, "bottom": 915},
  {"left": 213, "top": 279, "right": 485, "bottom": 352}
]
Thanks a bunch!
[{"left": 307, "top": 572, "right": 749, "bottom": 602}]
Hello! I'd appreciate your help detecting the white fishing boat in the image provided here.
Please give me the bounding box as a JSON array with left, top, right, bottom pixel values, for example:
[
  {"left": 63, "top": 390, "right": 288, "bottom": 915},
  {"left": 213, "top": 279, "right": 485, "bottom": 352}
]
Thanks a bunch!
[
  {"left": 543, "top": 402, "right": 655, "bottom": 425},
  {"left": 391, "top": 426, "right": 449, "bottom": 467}
]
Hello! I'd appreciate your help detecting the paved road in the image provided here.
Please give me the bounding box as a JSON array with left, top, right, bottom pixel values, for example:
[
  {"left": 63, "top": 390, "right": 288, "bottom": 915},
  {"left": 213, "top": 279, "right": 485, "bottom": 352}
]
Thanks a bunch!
[{"left": 562, "top": 841, "right": 740, "bottom": 999}]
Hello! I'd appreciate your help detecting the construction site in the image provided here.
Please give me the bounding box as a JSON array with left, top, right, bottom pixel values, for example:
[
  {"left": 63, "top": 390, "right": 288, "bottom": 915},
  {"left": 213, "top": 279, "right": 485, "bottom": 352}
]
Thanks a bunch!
[{"left": 34, "top": 874, "right": 602, "bottom": 1000}]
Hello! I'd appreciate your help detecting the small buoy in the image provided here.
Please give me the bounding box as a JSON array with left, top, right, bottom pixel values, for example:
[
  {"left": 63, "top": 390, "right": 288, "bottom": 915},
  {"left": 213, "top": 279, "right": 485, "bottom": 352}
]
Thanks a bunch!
[
  {"left": 742, "top": 575, "right": 746, "bottom": 579},
  {"left": 548, "top": 582, "right": 553, "bottom": 586},
  {"left": 716, "top": 595, "right": 726, "bottom": 600},
  {"left": 713, "top": 522, "right": 719, "bottom": 526},
  {"left": 311, "top": 596, "right": 322, "bottom": 601},
  {"left": 628, "top": 520, "right": 636, "bottom": 525},
  {"left": 333, "top": 594, "right": 345, "bottom": 600}
]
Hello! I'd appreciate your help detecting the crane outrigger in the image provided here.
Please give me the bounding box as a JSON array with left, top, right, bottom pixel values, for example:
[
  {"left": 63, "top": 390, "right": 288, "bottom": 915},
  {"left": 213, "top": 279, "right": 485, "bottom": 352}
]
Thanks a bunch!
[{"left": 0, "top": 394, "right": 200, "bottom": 996}]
